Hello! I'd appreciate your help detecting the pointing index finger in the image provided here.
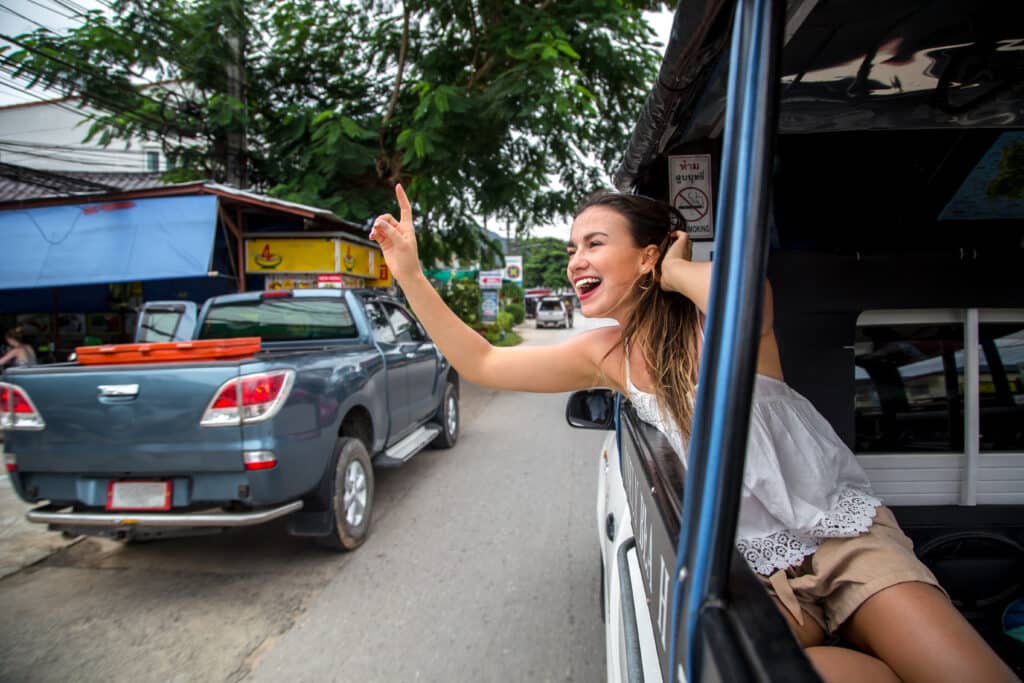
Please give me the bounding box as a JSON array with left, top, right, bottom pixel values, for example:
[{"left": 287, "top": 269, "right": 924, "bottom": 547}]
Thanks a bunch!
[{"left": 395, "top": 183, "right": 412, "bottom": 225}]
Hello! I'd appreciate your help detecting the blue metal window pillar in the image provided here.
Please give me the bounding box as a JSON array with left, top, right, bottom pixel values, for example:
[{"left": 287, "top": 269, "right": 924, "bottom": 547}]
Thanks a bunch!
[{"left": 669, "top": 0, "right": 783, "bottom": 680}]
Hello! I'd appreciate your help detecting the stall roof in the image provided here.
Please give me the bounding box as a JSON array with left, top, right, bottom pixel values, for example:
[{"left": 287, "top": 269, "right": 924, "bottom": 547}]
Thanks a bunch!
[
  {"left": 0, "top": 174, "right": 366, "bottom": 232},
  {"left": 0, "top": 194, "right": 219, "bottom": 290}
]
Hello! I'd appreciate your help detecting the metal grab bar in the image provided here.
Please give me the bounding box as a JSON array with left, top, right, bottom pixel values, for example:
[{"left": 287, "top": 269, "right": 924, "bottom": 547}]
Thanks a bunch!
[
  {"left": 617, "top": 538, "right": 644, "bottom": 683},
  {"left": 669, "top": 0, "right": 784, "bottom": 680}
]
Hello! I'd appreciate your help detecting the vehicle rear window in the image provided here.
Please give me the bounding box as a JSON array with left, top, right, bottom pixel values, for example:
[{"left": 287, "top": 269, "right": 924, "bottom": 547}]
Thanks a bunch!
[
  {"left": 854, "top": 322, "right": 964, "bottom": 453},
  {"left": 199, "top": 298, "right": 357, "bottom": 342},
  {"left": 539, "top": 300, "right": 562, "bottom": 311},
  {"left": 137, "top": 310, "right": 183, "bottom": 342},
  {"left": 979, "top": 322, "right": 1024, "bottom": 452}
]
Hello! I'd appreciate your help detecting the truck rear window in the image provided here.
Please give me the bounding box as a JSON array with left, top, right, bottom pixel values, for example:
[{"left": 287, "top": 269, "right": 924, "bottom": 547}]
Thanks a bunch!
[
  {"left": 199, "top": 298, "right": 358, "bottom": 342},
  {"left": 137, "top": 310, "right": 184, "bottom": 342}
]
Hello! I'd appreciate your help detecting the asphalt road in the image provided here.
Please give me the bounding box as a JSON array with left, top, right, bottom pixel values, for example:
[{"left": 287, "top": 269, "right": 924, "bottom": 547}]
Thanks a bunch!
[{"left": 0, "top": 315, "right": 614, "bottom": 683}]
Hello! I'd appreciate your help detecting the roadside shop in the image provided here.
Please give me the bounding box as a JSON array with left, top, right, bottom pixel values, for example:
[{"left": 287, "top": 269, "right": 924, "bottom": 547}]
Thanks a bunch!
[{"left": 0, "top": 182, "right": 391, "bottom": 362}]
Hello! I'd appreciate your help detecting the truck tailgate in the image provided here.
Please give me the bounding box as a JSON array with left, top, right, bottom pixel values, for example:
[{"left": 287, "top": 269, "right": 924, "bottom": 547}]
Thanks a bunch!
[{"left": 8, "top": 362, "right": 244, "bottom": 474}]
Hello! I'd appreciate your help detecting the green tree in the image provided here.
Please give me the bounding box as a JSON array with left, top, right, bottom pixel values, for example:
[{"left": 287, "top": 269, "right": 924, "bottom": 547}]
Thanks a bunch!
[
  {"left": 520, "top": 236, "right": 569, "bottom": 289},
  {"left": 441, "top": 279, "right": 483, "bottom": 324},
  {"left": 2, "top": 0, "right": 668, "bottom": 263}
]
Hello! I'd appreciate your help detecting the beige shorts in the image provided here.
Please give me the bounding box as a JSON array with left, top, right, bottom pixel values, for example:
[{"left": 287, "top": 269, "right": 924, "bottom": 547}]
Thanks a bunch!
[{"left": 760, "top": 506, "right": 946, "bottom": 635}]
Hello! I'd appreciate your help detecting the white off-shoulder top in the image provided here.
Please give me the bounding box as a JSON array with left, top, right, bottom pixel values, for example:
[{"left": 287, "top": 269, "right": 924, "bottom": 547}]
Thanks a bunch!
[{"left": 625, "top": 358, "right": 882, "bottom": 576}]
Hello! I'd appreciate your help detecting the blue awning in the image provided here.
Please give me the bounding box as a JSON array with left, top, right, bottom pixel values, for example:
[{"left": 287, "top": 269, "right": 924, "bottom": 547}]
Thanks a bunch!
[{"left": 0, "top": 194, "right": 218, "bottom": 290}]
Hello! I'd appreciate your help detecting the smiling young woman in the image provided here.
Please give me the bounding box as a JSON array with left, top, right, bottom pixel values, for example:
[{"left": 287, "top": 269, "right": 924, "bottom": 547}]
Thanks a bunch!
[{"left": 370, "top": 184, "right": 1017, "bottom": 683}]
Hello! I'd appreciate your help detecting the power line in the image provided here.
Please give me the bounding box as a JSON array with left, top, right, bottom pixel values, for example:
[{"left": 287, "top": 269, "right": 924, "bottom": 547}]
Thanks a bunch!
[
  {"left": 0, "top": 2, "right": 59, "bottom": 30},
  {"left": 0, "top": 144, "right": 150, "bottom": 169},
  {"left": 0, "top": 73, "right": 89, "bottom": 117},
  {"left": 0, "top": 44, "right": 194, "bottom": 137},
  {"left": 22, "top": 0, "right": 76, "bottom": 21},
  {"left": 0, "top": 138, "right": 161, "bottom": 157}
]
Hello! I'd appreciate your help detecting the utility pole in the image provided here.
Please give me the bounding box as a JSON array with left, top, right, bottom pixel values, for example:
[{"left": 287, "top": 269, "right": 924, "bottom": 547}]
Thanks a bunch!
[{"left": 225, "top": 0, "right": 248, "bottom": 189}]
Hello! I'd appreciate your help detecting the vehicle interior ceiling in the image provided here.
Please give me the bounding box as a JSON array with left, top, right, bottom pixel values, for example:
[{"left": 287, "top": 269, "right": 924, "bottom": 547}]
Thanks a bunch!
[{"left": 627, "top": 0, "right": 1024, "bottom": 673}]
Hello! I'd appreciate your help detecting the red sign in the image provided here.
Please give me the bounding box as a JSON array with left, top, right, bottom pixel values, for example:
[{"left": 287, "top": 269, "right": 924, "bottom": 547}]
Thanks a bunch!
[{"left": 316, "top": 274, "right": 343, "bottom": 289}]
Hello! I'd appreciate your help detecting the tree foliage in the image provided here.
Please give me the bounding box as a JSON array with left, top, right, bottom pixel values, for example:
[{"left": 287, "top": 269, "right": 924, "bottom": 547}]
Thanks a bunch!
[
  {"left": 3, "top": 0, "right": 669, "bottom": 262},
  {"left": 521, "top": 236, "right": 570, "bottom": 289}
]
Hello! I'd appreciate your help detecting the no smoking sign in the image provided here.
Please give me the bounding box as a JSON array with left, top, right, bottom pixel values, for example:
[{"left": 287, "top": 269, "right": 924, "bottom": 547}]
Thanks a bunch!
[{"left": 668, "top": 154, "right": 714, "bottom": 239}]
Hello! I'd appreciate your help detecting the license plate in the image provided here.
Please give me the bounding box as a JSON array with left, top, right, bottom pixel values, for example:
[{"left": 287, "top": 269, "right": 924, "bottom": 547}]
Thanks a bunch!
[{"left": 106, "top": 481, "right": 172, "bottom": 511}]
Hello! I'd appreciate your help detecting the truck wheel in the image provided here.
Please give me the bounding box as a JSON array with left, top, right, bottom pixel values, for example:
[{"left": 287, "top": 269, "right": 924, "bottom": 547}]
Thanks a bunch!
[
  {"left": 317, "top": 437, "right": 374, "bottom": 551},
  {"left": 430, "top": 381, "right": 459, "bottom": 449}
]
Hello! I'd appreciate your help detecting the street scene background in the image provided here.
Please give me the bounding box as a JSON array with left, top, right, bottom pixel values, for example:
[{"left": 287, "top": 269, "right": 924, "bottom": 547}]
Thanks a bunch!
[{"left": 1, "top": 317, "right": 615, "bottom": 683}]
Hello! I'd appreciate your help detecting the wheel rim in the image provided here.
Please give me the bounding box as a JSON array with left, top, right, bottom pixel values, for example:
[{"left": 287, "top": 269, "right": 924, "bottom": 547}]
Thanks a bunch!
[
  {"left": 343, "top": 459, "right": 368, "bottom": 527},
  {"left": 446, "top": 393, "right": 458, "bottom": 436}
]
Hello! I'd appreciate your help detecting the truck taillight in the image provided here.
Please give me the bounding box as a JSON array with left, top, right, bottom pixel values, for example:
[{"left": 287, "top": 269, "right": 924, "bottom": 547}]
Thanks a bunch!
[
  {"left": 0, "top": 383, "right": 46, "bottom": 431},
  {"left": 200, "top": 370, "right": 295, "bottom": 427},
  {"left": 4, "top": 452, "right": 15, "bottom": 472}
]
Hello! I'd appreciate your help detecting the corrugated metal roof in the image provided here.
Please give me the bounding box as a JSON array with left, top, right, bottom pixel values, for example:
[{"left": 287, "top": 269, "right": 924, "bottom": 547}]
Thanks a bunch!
[
  {"left": 0, "top": 169, "right": 171, "bottom": 202},
  {"left": 0, "top": 168, "right": 367, "bottom": 233}
]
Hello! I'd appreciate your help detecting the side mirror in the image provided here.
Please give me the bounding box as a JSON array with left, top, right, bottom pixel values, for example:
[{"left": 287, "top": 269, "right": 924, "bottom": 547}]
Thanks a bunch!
[{"left": 565, "top": 389, "right": 616, "bottom": 430}]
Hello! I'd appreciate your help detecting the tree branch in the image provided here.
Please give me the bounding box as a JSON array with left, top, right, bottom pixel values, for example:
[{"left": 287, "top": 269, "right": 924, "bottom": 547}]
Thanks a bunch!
[{"left": 381, "top": 2, "right": 409, "bottom": 128}]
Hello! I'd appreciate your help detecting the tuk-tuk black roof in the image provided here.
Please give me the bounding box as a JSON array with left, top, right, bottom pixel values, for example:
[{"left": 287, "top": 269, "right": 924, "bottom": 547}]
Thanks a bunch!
[{"left": 616, "top": 0, "right": 1024, "bottom": 192}]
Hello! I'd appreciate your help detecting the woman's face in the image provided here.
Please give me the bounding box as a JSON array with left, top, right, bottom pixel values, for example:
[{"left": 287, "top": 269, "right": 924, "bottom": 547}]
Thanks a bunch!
[{"left": 567, "top": 206, "right": 653, "bottom": 321}]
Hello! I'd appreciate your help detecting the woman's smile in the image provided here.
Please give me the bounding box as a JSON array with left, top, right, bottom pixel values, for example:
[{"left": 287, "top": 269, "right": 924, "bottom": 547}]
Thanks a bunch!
[{"left": 567, "top": 206, "right": 645, "bottom": 321}]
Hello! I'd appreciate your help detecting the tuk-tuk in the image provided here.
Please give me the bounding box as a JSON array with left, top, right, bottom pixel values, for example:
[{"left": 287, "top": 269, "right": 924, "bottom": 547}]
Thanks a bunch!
[{"left": 568, "top": 0, "right": 1024, "bottom": 680}]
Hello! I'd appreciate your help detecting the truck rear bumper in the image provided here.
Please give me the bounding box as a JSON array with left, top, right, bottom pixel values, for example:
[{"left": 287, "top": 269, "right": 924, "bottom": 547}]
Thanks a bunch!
[{"left": 25, "top": 500, "right": 303, "bottom": 528}]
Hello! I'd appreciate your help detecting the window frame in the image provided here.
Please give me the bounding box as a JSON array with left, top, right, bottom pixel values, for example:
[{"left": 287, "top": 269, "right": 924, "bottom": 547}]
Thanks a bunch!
[{"left": 855, "top": 308, "right": 1024, "bottom": 506}]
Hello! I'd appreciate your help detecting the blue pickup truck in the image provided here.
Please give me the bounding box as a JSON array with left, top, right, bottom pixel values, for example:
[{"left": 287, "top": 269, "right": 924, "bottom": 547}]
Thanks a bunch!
[{"left": 0, "top": 288, "right": 459, "bottom": 550}]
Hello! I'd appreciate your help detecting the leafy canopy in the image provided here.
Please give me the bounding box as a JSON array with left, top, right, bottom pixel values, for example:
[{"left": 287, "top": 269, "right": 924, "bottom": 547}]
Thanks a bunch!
[
  {"left": 3, "top": 0, "right": 669, "bottom": 263},
  {"left": 521, "top": 236, "right": 570, "bottom": 289}
]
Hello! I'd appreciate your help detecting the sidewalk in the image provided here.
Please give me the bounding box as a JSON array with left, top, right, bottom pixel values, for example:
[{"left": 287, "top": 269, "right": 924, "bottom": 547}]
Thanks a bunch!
[{"left": 0, "top": 440, "right": 78, "bottom": 579}]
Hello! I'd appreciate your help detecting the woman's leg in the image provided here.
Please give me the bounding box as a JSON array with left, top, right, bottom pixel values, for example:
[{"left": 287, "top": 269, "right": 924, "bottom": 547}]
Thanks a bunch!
[
  {"left": 842, "top": 581, "right": 1019, "bottom": 683},
  {"left": 771, "top": 597, "right": 900, "bottom": 683},
  {"left": 805, "top": 646, "right": 900, "bottom": 683}
]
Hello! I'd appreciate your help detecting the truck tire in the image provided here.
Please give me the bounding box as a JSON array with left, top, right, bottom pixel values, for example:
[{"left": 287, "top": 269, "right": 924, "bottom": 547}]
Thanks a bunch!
[
  {"left": 430, "top": 380, "right": 459, "bottom": 449},
  {"left": 317, "top": 437, "right": 374, "bottom": 551}
]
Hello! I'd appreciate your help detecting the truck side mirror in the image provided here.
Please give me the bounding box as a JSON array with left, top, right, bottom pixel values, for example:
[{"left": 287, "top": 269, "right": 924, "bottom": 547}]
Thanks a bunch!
[{"left": 565, "top": 389, "right": 616, "bottom": 430}]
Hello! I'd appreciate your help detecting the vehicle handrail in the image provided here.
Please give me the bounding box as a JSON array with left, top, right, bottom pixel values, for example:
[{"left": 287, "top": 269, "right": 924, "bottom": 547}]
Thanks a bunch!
[
  {"left": 617, "top": 537, "right": 645, "bottom": 683},
  {"left": 669, "top": 0, "right": 784, "bottom": 680}
]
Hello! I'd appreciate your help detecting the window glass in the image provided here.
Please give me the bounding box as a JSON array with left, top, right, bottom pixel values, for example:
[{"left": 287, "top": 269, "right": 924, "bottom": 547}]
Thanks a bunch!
[
  {"left": 385, "top": 304, "right": 423, "bottom": 342},
  {"left": 200, "top": 298, "right": 357, "bottom": 341},
  {"left": 854, "top": 323, "right": 964, "bottom": 453},
  {"left": 979, "top": 323, "right": 1024, "bottom": 452},
  {"left": 364, "top": 302, "right": 395, "bottom": 344},
  {"left": 539, "top": 300, "right": 562, "bottom": 311},
  {"left": 137, "top": 310, "right": 182, "bottom": 342}
]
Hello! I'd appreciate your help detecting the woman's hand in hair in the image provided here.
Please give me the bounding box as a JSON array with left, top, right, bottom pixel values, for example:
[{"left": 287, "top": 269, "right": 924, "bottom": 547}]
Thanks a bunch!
[
  {"left": 659, "top": 230, "right": 712, "bottom": 313},
  {"left": 370, "top": 184, "right": 421, "bottom": 283}
]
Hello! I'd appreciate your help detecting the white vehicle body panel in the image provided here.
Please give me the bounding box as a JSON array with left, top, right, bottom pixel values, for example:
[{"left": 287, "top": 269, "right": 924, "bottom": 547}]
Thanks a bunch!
[{"left": 597, "top": 430, "right": 666, "bottom": 683}]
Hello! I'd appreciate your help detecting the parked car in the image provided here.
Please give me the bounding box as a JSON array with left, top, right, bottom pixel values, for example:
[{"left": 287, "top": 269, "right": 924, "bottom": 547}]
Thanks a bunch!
[
  {"left": 0, "top": 289, "right": 459, "bottom": 550},
  {"left": 536, "top": 297, "right": 572, "bottom": 329},
  {"left": 568, "top": 0, "right": 1024, "bottom": 681}
]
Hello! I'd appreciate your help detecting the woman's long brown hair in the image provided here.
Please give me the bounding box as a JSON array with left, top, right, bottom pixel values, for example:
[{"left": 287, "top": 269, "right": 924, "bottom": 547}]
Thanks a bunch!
[{"left": 576, "top": 191, "right": 703, "bottom": 441}]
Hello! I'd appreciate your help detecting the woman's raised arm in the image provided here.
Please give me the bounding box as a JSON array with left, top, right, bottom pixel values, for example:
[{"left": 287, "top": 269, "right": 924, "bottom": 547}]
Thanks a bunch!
[
  {"left": 370, "top": 185, "right": 610, "bottom": 393},
  {"left": 659, "top": 229, "right": 783, "bottom": 380}
]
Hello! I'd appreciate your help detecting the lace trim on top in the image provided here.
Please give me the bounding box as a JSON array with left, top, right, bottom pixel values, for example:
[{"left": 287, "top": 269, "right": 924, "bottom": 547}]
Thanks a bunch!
[
  {"left": 623, "top": 344, "right": 884, "bottom": 575},
  {"left": 736, "top": 486, "right": 882, "bottom": 575}
]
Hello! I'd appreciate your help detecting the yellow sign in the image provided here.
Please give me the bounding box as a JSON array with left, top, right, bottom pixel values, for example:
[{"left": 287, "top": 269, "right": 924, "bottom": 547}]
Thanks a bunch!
[
  {"left": 337, "top": 240, "right": 375, "bottom": 279},
  {"left": 245, "top": 237, "right": 391, "bottom": 287},
  {"left": 367, "top": 263, "right": 393, "bottom": 288},
  {"left": 246, "top": 238, "right": 335, "bottom": 273}
]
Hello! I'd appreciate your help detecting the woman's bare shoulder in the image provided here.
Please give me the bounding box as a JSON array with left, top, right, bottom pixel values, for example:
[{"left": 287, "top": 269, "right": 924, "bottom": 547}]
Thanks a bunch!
[{"left": 564, "top": 323, "right": 626, "bottom": 391}]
